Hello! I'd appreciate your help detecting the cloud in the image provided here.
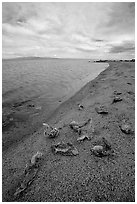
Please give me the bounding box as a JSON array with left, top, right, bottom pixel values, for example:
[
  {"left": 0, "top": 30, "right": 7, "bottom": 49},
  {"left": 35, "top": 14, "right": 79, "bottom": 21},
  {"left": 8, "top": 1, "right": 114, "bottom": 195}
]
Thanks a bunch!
[
  {"left": 109, "top": 41, "right": 135, "bottom": 54},
  {"left": 106, "top": 3, "right": 135, "bottom": 34},
  {"left": 2, "top": 2, "right": 135, "bottom": 59}
]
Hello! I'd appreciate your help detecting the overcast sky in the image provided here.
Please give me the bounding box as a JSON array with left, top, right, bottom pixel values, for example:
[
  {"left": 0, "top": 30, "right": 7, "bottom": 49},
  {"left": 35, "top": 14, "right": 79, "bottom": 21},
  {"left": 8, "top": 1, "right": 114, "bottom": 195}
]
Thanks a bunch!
[{"left": 2, "top": 2, "right": 135, "bottom": 59}]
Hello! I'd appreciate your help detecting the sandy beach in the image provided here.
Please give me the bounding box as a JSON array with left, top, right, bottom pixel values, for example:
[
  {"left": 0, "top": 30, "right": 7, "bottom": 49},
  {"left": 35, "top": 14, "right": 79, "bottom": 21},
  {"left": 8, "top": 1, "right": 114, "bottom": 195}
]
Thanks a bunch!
[{"left": 2, "top": 62, "right": 135, "bottom": 202}]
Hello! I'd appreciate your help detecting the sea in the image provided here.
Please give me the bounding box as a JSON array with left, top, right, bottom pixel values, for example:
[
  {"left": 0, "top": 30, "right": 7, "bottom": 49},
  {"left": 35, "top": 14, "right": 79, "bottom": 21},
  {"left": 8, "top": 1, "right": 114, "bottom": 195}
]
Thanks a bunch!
[{"left": 2, "top": 58, "right": 108, "bottom": 149}]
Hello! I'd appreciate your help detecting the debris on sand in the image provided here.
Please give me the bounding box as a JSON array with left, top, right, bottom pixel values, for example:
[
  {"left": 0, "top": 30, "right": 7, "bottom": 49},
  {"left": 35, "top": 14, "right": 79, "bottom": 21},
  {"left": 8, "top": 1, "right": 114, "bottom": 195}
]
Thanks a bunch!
[
  {"left": 91, "top": 137, "right": 114, "bottom": 157},
  {"left": 14, "top": 152, "right": 43, "bottom": 198},
  {"left": 120, "top": 121, "right": 133, "bottom": 134},
  {"left": 43, "top": 123, "right": 52, "bottom": 135},
  {"left": 78, "top": 104, "right": 84, "bottom": 110},
  {"left": 77, "top": 134, "right": 92, "bottom": 142},
  {"left": 69, "top": 118, "right": 93, "bottom": 135},
  {"left": 27, "top": 104, "right": 35, "bottom": 108},
  {"left": 113, "top": 90, "right": 122, "bottom": 95},
  {"left": 91, "top": 145, "right": 105, "bottom": 157},
  {"left": 69, "top": 121, "right": 82, "bottom": 134},
  {"left": 43, "top": 123, "right": 59, "bottom": 138},
  {"left": 35, "top": 106, "right": 42, "bottom": 110},
  {"left": 14, "top": 167, "right": 38, "bottom": 198},
  {"left": 48, "top": 128, "right": 59, "bottom": 138},
  {"left": 30, "top": 151, "right": 43, "bottom": 166},
  {"left": 69, "top": 121, "right": 81, "bottom": 135},
  {"left": 95, "top": 105, "right": 108, "bottom": 114},
  {"left": 51, "top": 142, "right": 79, "bottom": 156},
  {"left": 112, "top": 96, "right": 122, "bottom": 103},
  {"left": 127, "top": 82, "right": 132, "bottom": 85},
  {"left": 127, "top": 91, "right": 134, "bottom": 95}
]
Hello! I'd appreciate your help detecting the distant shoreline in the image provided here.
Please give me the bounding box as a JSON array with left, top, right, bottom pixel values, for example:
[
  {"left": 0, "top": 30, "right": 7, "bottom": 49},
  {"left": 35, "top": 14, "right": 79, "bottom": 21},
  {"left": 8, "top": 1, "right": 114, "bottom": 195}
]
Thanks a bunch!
[{"left": 2, "top": 57, "right": 135, "bottom": 62}]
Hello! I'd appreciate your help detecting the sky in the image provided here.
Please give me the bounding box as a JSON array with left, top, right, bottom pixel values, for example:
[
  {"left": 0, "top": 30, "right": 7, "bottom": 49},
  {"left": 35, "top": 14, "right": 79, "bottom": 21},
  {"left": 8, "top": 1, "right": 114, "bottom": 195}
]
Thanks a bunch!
[{"left": 2, "top": 2, "right": 135, "bottom": 59}]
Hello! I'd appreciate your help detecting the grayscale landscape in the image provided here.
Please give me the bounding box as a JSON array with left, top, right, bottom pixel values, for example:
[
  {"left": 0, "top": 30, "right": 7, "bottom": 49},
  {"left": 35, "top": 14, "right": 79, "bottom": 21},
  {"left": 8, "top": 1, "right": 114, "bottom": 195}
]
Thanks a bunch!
[{"left": 2, "top": 2, "right": 135, "bottom": 202}]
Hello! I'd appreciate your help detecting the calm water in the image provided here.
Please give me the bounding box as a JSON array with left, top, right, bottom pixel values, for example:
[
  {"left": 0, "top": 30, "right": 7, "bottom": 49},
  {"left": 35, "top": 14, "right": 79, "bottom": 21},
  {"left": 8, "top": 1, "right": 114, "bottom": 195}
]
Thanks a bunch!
[
  {"left": 2, "top": 58, "right": 108, "bottom": 148},
  {"left": 3, "top": 58, "right": 108, "bottom": 107}
]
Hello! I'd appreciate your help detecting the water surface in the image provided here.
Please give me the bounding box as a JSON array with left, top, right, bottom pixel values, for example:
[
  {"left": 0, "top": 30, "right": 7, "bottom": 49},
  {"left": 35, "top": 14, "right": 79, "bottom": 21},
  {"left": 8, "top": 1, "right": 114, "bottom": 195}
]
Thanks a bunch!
[{"left": 2, "top": 58, "right": 108, "bottom": 149}]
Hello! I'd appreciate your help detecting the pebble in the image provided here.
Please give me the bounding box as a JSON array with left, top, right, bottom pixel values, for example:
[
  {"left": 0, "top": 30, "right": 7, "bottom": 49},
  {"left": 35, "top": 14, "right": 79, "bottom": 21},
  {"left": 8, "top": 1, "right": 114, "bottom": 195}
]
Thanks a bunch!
[
  {"left": 120, "top": 123, "right": 133, "bottom": 134},
  {"left": 113, "top": 90, "right": 122, "bottom": 95},
  {"left": 78, "top": 104, "right": 84, "bottom": 110},
  {"left": 95, "top": 105, "right": 108, "bottom": 114},
  {"left": 112, "top": 96, "right": 122, "bottom": 103}
]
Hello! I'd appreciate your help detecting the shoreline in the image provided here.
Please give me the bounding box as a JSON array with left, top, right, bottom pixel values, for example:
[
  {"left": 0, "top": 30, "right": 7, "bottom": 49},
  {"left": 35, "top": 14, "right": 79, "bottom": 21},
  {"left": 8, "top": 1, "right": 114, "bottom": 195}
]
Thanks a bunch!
[
  {"left": 46, "top": 62, "right": 110, "bottom": 123},
  {"left": 2, "top": 62, "right": 135, "bottom": 202},
  {"left": 2, "top": 62, "right": 108, "bottom": 152}
]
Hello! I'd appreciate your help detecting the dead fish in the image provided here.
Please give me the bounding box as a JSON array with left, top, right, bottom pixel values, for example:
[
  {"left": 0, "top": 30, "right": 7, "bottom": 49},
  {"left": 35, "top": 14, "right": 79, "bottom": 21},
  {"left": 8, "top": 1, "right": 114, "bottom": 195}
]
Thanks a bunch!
[
  {"left": 48, "top": 128, "right": 59, "bottom": 138},
  {"left": 91, "top": 145, "right": 113, "bottom": 157},
  {"left": 43, "top": 123, "right": 51, "bottom": 135},
  {"left": 77, "top": 134, "right": 91, "bottom": 142},
  {"left": 51, "top": 142, "right": 78, "bottom": 156},
  {"left": 14, "top": 152, "right": 43, "bottom": 198},
  {"left": 95, "top": 105, "right": 108, "bottom": 114},
  {"left": 69, "top": 118, "right": 92, "bottom": 134},
  {"left": 91, "top": 145, "right": 105, "bottom": 157},
  {"left": 14, "top": 166, "right": 38, "bottom": 198},
  {"left": 43, "top": 123, "right": 54, "bottom": 136},
  {"left": 91, "top": 137, "right": 113, "bottom": 157},
  {"left": 69, "top": 121, "right": 79, "bottom": 128},
  {"left": 69, "top": 121, "right": 81, "bottom": 134},
  {"left": 31, "top": 151, "right": 43, "bottom": 166}
]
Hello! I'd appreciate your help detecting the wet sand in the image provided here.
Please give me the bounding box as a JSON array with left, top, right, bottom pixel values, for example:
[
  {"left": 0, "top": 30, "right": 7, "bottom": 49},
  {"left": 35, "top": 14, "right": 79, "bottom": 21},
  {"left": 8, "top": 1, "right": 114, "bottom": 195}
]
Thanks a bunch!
[{"left": 2, "top": 62, "right": 135, "bottom": 202}]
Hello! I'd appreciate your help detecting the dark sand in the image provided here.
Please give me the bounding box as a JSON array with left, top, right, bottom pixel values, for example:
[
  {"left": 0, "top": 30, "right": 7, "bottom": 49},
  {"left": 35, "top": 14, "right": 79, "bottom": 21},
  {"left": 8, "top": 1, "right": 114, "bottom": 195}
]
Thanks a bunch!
[{"left": 2, "top": 62, "right": 135, "bottom": 202}]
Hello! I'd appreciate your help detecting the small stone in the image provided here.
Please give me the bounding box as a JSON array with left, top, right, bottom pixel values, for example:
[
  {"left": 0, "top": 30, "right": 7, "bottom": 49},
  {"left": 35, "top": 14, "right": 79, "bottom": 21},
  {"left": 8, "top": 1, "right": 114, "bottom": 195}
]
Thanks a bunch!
[
  {"left": 127, "top": 82, "right": 132, "bottom": 85},
  {"left": 112, "top": 96, "right": 122, "bottom": 103},
  {"left": 113, "top": 90, "right": 122, "bottom": 95},
  {"left": 95, "top": 105, "right": 108, "bottom": 114},
  {"left": 27, "top": 104, "right": 35, "bottom": 107},
  {"left": 78, "top": 104, "right": 84, "bottom": 110},
  {"left": 120, "top": 123, "right": 133, "bottom": 134},
  {"left": 35, "top": 106, "right": 41, "bottom": 110},
  {"left": 127, "top": 91, "right": 134, "bottom": 95}
]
